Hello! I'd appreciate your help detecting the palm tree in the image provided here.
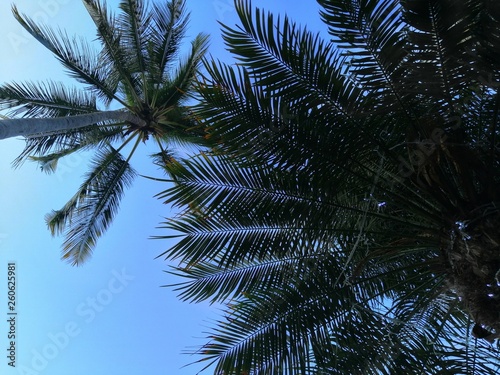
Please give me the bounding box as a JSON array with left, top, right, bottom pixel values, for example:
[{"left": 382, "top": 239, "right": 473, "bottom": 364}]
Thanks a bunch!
[
  {"left": 0, "top": 0, "right": 209, "bottom": 265},
  {"left": 156, "top": 0, "right": 500, "bottom": 373}
]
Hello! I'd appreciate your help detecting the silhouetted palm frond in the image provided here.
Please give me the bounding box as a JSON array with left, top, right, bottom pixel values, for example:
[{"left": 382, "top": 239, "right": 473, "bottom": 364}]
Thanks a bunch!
[{"left": 158, "top": 0, "right": 500, "bottom": 373}]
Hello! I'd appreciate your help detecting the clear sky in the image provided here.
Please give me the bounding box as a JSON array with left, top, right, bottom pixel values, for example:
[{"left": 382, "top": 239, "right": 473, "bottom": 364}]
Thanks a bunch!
[{"left": 0, "top": 1, "right": 325, "bottom": 374}]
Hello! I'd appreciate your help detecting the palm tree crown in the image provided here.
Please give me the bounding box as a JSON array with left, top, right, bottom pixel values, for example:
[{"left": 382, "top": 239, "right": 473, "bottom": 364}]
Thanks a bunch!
[
  {"left": 0, "top": 0, "right": 209, "bottom": 265},
  {"left": 157, "top": 0, "right": 500, "bottom": 373}
]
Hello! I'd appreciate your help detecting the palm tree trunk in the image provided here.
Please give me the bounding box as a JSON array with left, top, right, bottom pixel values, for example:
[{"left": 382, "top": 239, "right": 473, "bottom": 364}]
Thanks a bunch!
[{"left": 0, "top": 110, "right": 146, "bottom": 140}]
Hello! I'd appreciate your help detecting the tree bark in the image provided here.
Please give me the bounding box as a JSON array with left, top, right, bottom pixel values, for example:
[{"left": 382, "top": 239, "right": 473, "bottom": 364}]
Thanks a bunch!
[{"left": 0, "top": 110, "right": 146, "bottom": 140}]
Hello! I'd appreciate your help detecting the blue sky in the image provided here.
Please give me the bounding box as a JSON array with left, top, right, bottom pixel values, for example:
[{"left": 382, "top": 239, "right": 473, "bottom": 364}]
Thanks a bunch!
[{"left": 0, "top": 1, "right": 325, "bottom": 374}]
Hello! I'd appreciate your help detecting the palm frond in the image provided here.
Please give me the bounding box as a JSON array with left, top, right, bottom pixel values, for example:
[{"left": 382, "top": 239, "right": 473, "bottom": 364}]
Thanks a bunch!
[
  {"left": 118, "top": 0, "right": 150, "bottom": 77},
  {"left": 12, "top": 5, "right": 122, "bottom": 106},
  {"left": 0, "top": 80, "right": 97, "bottom": 118},
  {"left": 12, "top": 122, "right": 125, "bottom": 168},
  {"left": 318, "top": 0, "right": 415, "bottom": 124},
  {"left": 167, "top": 251, "right": 334, "bottom": 305},
  {"left": 22, "top": 126, "right": 123, "bottom": 173},
  {"left": 147, "top": 0, "right": 189, "bottom": 83},
  {"left": 82, "top": 0, "right": 142, "bottom": 104},
  {"left": 45, "top": 145, "right": 136, "bottom": 265},
  {"left": 402, "top": 1, "right": 473, "bottom": 113},
  {"left": 195, "top": 61, "right": 364, "bottom": 172},
  {"left": 220, "top": 2, "right": 362, "bottom": 115},
  {"left": 157, "top": 153, "right": 439, "bottom": 270},
  {"left": 151, "top": 33, "right": 209, "bottom": 108},
  {"left": 192, "top": 257, "right": 354, "bottom": 374}
]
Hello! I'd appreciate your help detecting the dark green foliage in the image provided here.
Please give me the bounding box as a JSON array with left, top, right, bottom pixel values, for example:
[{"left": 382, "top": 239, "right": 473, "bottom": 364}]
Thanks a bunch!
[{"left": 158, "top": 0, "right": 500, "bottom": 373}]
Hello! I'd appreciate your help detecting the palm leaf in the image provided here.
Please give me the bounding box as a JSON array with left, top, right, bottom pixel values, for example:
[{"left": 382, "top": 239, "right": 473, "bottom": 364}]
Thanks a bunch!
[
  {"left": 12, "top": 122, "right": 125, "bottom": 168},
  {"left": 82, "top": 0, "right": 142, "bottom": 104},
  {"left": 45, "top": 145, "right": 136, "bottom": 265},
  {"left": 151, "top": 33, "right": 209, "bottom": 108},
  {"left": 318, "top": 0, "right": 408, "bottom": 96},
  {"left": 219, "top": 2, "right": 362, "bottom": 115},
  {"left": 21, "top": 126, "right": 124, "bottom": 173},
  {"left": 12, "top": 5, "right": 122, "bottom": 106},
  {"left": 0, "top": 80, "right": 97, "bottom": 118},
  {"left": 118, "top": 0, "right": 150, "bottom": 77},
  {"left": 147, "top": 0, "right": 189, "bottom": 84}
]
